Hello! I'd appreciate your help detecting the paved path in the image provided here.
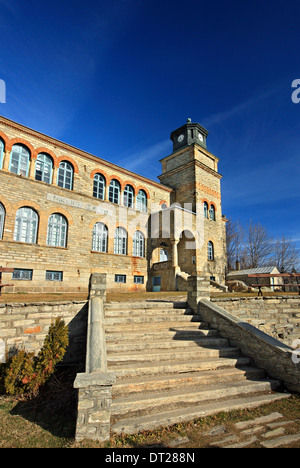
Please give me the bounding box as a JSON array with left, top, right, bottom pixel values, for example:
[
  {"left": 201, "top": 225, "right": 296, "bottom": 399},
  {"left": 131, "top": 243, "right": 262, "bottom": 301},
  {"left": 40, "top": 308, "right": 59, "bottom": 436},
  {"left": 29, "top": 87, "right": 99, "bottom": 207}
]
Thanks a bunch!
[{"left": 192, "top": 412, "right": 300, "bottom": 448}]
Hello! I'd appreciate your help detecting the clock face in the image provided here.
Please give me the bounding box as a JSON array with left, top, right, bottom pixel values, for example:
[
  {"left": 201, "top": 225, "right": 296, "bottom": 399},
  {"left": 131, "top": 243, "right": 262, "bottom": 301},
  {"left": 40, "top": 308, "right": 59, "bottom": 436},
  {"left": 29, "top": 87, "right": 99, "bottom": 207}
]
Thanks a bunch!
[
  {"left": 198, "top": 133, "right": 204, "bottom": 141},
  {"left": 177, "top": 134, "right": 184, "bottom": 142}
]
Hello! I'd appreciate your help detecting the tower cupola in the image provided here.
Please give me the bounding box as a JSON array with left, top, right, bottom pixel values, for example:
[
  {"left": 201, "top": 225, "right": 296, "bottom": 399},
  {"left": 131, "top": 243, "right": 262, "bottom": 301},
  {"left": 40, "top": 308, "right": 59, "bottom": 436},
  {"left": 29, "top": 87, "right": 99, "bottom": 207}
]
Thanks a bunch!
[{"left": 170, "top": 118, "right": 209, "bottom": 153}]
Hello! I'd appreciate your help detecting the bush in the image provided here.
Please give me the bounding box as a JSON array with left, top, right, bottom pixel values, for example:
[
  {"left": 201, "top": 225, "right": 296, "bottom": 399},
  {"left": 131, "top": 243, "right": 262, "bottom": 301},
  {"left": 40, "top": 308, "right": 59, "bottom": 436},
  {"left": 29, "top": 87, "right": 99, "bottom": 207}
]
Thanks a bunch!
[{"left": 4, "top": 318, "right": 69, "bottom": 398}]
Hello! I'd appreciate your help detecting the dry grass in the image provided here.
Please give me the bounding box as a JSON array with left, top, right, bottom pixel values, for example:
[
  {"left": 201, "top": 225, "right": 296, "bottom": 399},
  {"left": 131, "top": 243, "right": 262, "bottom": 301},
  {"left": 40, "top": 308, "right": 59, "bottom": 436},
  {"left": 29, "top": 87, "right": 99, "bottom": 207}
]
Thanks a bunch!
[{"left": 1, "top": 366, "right": 300, "bottom": 448}]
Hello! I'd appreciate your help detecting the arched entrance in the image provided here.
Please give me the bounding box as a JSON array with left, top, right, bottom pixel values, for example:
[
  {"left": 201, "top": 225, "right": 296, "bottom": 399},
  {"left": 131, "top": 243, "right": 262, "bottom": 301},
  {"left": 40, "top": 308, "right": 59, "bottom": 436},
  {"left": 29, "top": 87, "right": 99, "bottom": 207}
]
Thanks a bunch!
[{"left": 177, "top": 230, "right": 196, "bottom": 276}]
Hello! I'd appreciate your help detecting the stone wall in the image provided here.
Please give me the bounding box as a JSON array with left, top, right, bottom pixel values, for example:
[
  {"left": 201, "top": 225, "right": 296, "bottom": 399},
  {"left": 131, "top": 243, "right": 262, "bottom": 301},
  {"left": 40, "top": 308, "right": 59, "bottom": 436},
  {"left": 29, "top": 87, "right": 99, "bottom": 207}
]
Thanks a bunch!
[
  {"left": 0, "top": 300, "right": 88, "bottom": 365},
  {"left": 199, "top": 299, "right": 300, "bottom": 393},
  {"left": 0, "top": 116, "right": 172, "bottom": 293},
  {"left": 212, "top": 296, "right": 300, "bottom": 348}
]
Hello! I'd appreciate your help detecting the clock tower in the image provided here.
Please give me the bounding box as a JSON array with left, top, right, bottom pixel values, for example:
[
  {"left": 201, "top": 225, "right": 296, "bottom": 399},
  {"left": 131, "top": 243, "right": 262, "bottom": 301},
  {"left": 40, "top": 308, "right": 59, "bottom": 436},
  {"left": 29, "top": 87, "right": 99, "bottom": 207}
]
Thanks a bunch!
[
  {"left": 156, "top": 119, "right": 226, "bottom": 287},
  {"left": 170, "top": 118, "right": 209, "bottom": 153},
  {"left": 159, "top": 118, "right": 220, "bottom": 212}
]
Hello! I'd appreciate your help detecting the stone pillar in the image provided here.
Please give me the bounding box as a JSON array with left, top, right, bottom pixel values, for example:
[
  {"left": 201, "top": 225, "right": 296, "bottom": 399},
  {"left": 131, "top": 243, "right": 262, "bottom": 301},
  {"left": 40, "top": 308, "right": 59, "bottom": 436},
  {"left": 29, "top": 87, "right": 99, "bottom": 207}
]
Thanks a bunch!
[
  {"left": 187, "top": 274, "right": 210, "bottom": 313},
  {"left": 74, "top": 273, "right": 116, "bottom": 442}
]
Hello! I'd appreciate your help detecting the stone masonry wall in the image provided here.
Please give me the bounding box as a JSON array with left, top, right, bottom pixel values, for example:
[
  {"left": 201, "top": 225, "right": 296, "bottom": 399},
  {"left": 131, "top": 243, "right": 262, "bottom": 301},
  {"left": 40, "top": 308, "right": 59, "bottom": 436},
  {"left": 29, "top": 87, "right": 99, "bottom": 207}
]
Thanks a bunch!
[
  {"left": 0, "top": 300, "right": 88, "bottom": 365},
  {"left": 199, "top": 299, "right": 300, "bottom": 393},
  {"left": 212, "top": 296, "right": 300, "bottom": 348}
]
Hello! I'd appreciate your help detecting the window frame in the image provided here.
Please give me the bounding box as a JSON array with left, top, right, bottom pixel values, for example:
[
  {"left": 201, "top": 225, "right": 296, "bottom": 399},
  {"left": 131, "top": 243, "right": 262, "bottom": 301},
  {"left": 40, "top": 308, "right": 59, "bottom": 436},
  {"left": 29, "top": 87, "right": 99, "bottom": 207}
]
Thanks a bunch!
[
  {"left": 208, "top": 241, "right": 214, "bottom": 261},
  {"left": 35, "top": 153, "right": 53, "bottom": 184},
  {"left": 209, "top": 204, "right": 216, "bottom": 221},
  {"left": 93, "top": 173, "right": 106, "bottom": 200},
  {"left": 9, "top": 144, "right": 30, "bottom": 177},
  {"left": 92, "top": 222, "right": 108, "bottom": 253},
  {"left": 160, "top": 248, "right": 169, "bottom": 262},
  {"left": 114, "top": 227, "right": 127, "bottom": 255},
  {"left": 0, "top": 203, "right": 5, "bottom": 240},
  {"left": 46, "top": 213, "right": 68, "bottom": 248},
  {"left": 134, "top": 275, "right": 144, "bottom": 284},
  {"left": 204, "top": 202, "right": 208, "bottom": 218},
  {"left": 136, "top": 189, "right": 147, "bottom": 212},
  {"left": 0, "top": 138, "right": 4, "bottom": 169},
  {"left": 46, "top": 270, "right": 63, "bottom": 282},
  {"left": 108, "top": 179, "right": 121, "bottom": 204},
  {"left": 123, "top": 184, "right": 134, "bottom": 209},
  {"left": 12, "top": 268, "right": 33, "bottom": 281},
  {"left": 133, "top": 230, "right": 145, "bottom": 257},
  {"left": 14, "top": 207, "right": 39, "bottom": 244},
  {"left": 57, "top": 161, "right": 74, "bottom": 190},
  {"left": 115, "top": 274, "right": 126, "bottom": 283}
]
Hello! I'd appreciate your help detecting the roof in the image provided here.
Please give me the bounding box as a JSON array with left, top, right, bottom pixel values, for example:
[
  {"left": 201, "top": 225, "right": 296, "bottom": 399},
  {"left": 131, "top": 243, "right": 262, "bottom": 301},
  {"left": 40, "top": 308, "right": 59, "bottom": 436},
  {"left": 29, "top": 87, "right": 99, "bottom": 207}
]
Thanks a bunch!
[{"left": 227, "top": 266, "right": 279, "bottom": 276}]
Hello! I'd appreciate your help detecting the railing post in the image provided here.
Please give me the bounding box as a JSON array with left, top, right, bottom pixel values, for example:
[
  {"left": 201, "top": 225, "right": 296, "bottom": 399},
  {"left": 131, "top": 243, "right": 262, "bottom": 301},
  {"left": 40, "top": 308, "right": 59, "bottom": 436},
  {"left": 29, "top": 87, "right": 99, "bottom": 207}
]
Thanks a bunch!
[
  {"left": 74, "top": 273, "right": 116, "bottom": 442},
  {"left": 187, "top": 274, "right": 211, "bottom": 313}
]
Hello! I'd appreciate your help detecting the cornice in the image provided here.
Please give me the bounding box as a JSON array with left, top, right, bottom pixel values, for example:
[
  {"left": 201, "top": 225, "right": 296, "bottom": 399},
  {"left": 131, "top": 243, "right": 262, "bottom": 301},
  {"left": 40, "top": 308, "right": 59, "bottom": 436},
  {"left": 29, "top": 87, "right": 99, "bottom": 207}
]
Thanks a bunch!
[{"left": 0, "top": 115, "right": 172, "bottom": 193}]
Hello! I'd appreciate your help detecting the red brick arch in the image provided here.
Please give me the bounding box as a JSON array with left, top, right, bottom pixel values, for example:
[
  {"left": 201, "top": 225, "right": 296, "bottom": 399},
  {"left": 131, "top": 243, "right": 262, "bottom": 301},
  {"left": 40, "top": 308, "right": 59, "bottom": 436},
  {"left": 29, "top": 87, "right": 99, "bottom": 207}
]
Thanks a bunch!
[
  {"left": 136, "top": 186, "right": 150, "bottom": 199},
  {"left": 0, "top": 130, "right": 10, "bottom": 149},
  {"left": 8, "top": 138, "right": 35, "bottom": 156},
  {"left": 90, "top": 168, "right": 109, "bottom": 182},
  {"left": 33, "top": 147, "right": 59, "bottom": 166},
  {"left": 56, "top": 156, "right": 79, "bottom": 174}
]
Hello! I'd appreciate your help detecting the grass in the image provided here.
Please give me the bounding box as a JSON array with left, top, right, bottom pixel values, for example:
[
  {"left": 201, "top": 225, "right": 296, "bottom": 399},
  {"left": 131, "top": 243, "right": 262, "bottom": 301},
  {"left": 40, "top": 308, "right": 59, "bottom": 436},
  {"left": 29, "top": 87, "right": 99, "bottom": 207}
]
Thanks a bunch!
[{"left": 1, "top": 366, "right": 300, "bottom": 448}]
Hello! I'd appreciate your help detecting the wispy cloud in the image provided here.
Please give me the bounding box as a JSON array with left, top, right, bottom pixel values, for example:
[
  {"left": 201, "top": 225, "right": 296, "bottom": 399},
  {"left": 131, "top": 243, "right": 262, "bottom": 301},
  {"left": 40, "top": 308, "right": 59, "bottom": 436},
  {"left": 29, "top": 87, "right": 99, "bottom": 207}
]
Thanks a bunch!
[
  {"left": 118, "top": 139, "right": 171, "bottom": 175},
  {"left": 203, "top": 83, "right": 285, "bottom": 128}
]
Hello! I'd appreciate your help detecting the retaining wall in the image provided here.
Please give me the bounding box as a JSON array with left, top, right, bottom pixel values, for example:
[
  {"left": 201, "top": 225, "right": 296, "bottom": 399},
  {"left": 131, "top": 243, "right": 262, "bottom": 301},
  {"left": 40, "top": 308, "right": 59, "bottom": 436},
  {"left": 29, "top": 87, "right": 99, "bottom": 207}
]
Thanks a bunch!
[
  {"left": 0, "top": 300, "right": 88, "bottom": 364},
  {"left": 213, "top": 296, "right": 300, "bottom": 348}
]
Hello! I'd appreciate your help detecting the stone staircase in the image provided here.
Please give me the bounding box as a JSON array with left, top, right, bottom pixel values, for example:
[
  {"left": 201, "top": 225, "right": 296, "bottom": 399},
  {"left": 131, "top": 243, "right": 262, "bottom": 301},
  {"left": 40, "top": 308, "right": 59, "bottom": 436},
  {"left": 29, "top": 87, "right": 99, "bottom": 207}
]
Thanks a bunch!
[{"left": 105, "top": 299, "right": 289, "bottom": 435}]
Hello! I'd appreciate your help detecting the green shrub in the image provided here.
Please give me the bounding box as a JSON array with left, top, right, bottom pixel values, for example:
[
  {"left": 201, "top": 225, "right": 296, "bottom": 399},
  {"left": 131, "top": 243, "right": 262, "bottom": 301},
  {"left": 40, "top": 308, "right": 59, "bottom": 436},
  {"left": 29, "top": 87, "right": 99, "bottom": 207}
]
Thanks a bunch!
[{"left": 4, "top": 318, "right": 69, "bottom": 398}]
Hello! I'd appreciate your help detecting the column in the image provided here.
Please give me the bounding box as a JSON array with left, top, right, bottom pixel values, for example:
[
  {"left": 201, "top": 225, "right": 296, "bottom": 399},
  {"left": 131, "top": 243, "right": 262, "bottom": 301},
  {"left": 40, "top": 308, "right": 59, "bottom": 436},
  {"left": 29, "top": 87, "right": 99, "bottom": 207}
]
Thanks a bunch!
[
  {"left": 74, "top": 273, "right": 116, "bottom": 442},
  {"left": 187, "top": 274, "right": 211, "bottom": 313}
]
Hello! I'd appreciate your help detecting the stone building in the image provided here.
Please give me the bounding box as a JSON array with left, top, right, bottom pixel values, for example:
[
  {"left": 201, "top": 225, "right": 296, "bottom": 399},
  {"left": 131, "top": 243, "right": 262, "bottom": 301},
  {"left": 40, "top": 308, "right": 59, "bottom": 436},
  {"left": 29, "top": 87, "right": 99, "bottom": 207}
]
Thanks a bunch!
[{"left": 0, "top": 116, "right": 227, "bottom": 293}]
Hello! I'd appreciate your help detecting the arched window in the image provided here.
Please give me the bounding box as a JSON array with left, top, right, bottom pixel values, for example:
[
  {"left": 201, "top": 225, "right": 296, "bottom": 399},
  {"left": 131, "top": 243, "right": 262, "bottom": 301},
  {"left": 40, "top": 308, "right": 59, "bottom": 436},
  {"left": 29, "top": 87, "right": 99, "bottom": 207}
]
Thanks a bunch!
[
  {"left": 209, "top": 204, "right": 216, "bottom": 221},
  {"left": 0, "top": 138, "right": 4, "bottom": 169},
  {"left": 57, "top": 161, "right": 73, "bottom": 190},
  {"left": 92, "top": 222, "right": 108, "bottom": 253},
  {"left": 109, "top": 179, "right": 120, "bottom": 204},
  {"left": 0, "top": 203, "right": 5, "bottom": 239},
  {"left": 9, "top": 144, "right": 30, "bottom": 177},
  {"left": 208, "top": 241, "right": 214, "bottom": 261},
  {"left": 14, "top": 207, "right": 38, "bottom": 244},
  {"left": 123, "top": 184, "right": 134, "bottom": 208},
  {"left": 160, "top": 248, "right": 169, "bottom": 262},
  {"left": 93, "top": 174, "right": 106, "bottom": 200},
  {"left": 204, "top": 202, "right": 208, "bottom": 218},
  {"left": 136, "top": 189, "right": 147, "bottom": 212},
  {"left": 133, "top": 231, "right": 145, "bottom": 257},
  {"left": 47, "top": 213, "right": 68, "bottom": 247},
  {"left": 114, "top": 227, "right": 127, "bottom": 255},
  {"left": 35, "top": 153, "right": 53, "bottom": 184}
]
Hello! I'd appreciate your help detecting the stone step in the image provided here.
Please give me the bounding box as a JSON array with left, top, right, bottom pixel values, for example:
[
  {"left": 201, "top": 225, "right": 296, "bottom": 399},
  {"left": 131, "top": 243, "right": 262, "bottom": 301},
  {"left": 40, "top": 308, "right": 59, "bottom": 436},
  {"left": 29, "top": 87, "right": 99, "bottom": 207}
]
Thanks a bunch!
[
  {"left": 105, "top": 327, "right": 217, "bottom": 342},
  {"left": 106, "top": 336, "right": 229, "bottom": 352},
  {"left": 112, "top": 366, "right": 266, "bottom": 396},
  {"left": 107, "top": 346, "right": 240, "bottom": 364},
  {"left": 108, "top": 355, "right": 252, "bottom": 378},
  {"left": 106, "top": 301, "right": 188, "bottom": 311},
  {"left": 105, "top": 308, "right": 194, "bottom": 317},
  {"left": 111, "top": 379, "right": 281, "bottom": 417},
  {"left": 105, "top": 320, "right": 208, "bottom": 333},
  {"left": 104, "top": 314, "right": 202, "bottom": 325},
  {"left": 111, "top": 392, "right": 290, "bottom": 435}
]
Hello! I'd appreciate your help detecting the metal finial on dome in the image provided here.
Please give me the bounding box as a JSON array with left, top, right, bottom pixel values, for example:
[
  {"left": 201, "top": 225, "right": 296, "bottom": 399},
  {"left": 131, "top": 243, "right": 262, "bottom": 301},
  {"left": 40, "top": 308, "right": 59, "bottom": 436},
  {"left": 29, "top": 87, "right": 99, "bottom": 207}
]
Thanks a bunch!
[{"left": 186, "top": 118, "right": 192, "bottom": 123}]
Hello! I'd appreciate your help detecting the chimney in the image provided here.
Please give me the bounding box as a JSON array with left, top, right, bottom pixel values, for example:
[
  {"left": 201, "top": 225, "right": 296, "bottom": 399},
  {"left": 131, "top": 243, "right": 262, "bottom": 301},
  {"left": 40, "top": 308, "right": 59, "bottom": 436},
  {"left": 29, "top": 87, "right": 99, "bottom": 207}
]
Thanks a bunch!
[{"left": 236, "top": 259, "right": 241, "bottom": 271}]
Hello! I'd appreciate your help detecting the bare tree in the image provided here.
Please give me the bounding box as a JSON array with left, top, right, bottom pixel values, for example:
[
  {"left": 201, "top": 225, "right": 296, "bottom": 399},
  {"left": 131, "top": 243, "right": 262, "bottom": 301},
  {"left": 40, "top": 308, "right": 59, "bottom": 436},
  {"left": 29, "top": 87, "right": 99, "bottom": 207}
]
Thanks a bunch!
[
  {"left": 272, "top": 235, "right": 299, "bottom": 272},
  {"left": 244, "top": 220, "right": 273, "bottom": 268},
  {"left": 226, "top": 218, "right": 244, "bottom": 271}
]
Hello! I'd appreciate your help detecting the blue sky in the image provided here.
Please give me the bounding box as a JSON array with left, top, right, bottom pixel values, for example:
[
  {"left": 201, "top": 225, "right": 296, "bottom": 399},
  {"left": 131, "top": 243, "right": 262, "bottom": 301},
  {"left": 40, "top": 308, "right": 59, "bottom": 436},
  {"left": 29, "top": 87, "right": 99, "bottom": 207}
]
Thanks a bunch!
[{"left": 0, "top": 0, "right": 300, "bottom": 261}]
